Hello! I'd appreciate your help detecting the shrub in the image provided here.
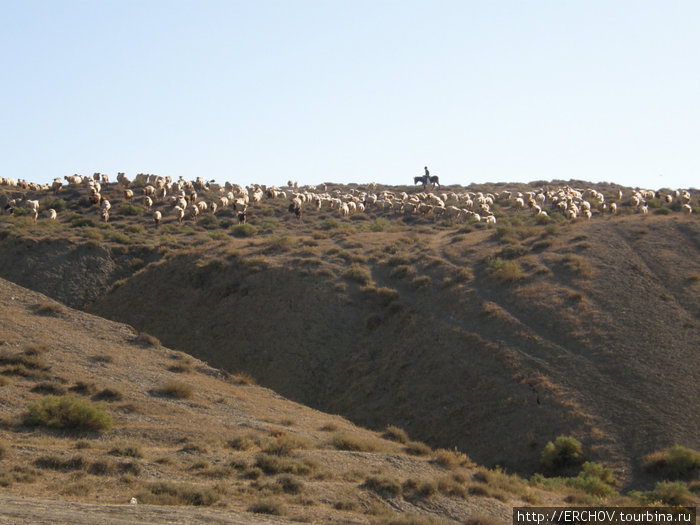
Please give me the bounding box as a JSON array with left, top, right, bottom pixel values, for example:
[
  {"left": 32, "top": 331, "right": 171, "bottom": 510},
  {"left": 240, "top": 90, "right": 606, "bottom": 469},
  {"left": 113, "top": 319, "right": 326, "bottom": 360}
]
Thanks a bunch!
[
  {"left": 330, "top": 432, "right": 379, "bottom": 452},
  {"left": 382, "top": 425, "right": 409, "bottom": 444},
  {"left": 110, "top": 443, "right": 143, "bottom": 458},
  {"left": 119, "top": 204, "right": 141, "bottom": 216},
  {"left": 152, "top": 380, "right": 193, "bottom": 399},
  {"left": 431, "top": 447, "right": 475, "bottom": 469},
  {"left": 24, "top": 395, "right": 113, "bottom": 432},
  {"left": 562, "top": 253, "right": 593, "bottom": 277},
  {"left": 343, "top": 265, "right": 372, "bottom": 285},
  {"left": 631, "top": 481, "right": 695, "bottom": 506},
  {"left": 70, "top": 381, "right": 98, "bottom": 395},
  {"left": 136, "top": 332, "right": 161, "bottom": 347},
  {"left": 138, "top": 481, "right": 221, "bottom": 506},
  {"left": 411, "top": 275, "right": 431, "bottom": 289},
  {"left": 93, "top": 388, "right": 123, "bottom": 401},
  {"left": 363, "top": 475, "right": 402, "bottom": 497},
  {"left": 642, "top": 445, "right": 700, "bottom": 480},
  {"left": 405, "top": 440, "right": 432, "bottom": 456},
  {"left": 485, "top": 256, "right": 524, "bottom": 283},
  {"left": 230, "top": 223, "right": 257, "bottom": 237},
  {"left": 105, "top": 231, "right": 131, "bottom": 244},
  {"left": 320, "top": 218, "right": 341, "bottom": 230},
  {"left": 264, "top": 235, "right": 296, "bottom": 253},
  {"left": 34, "top": 454, "right": 86, "bottom": 471},
  {"left": 402, "top": 478, "right": 438, "bottom": 500},
  {"left": 254, "top": 453, "right": 316, "bottom": 475},
  {"left": 248, "top": 499, "right": 285, "bottom": 515},
  {"left": 30, "top": 382, "right": 67, "bottom": 395},
  {"left": 540, "top": 435, "right": 584, "bottom": 473},
  {"left": 33, "top": 302, "right": 65, "bottom": 316},
  {"left": 196, "top": 215, "right": 219, "bottom": 229}
]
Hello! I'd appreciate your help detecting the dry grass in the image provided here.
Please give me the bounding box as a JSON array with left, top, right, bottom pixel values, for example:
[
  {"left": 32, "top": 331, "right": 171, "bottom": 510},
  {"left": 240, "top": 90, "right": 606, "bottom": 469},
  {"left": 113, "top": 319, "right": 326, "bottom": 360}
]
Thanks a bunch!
[{"left": 151, "top": 380, "right": 194, "bottom": 400}]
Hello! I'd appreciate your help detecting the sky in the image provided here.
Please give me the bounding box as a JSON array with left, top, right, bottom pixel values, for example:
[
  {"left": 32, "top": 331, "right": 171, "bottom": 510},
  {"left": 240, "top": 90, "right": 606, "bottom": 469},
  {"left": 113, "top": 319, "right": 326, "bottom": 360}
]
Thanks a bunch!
[{"left": 1, "top": 0, "right": 699, "bottom": 190}]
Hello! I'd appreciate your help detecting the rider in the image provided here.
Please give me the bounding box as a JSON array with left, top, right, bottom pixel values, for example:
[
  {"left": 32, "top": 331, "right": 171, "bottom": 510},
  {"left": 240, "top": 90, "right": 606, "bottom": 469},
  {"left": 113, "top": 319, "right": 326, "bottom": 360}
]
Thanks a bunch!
[{"left": 424, "top": 166, "right": 430, "bottom": 178}]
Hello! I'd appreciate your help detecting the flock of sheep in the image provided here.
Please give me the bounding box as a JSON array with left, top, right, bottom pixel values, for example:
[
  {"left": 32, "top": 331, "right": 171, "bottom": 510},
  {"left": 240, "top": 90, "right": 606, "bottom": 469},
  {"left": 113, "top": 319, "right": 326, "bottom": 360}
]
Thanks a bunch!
[{"left": 0, "top": 173, "right": 697, "bottom": 231}]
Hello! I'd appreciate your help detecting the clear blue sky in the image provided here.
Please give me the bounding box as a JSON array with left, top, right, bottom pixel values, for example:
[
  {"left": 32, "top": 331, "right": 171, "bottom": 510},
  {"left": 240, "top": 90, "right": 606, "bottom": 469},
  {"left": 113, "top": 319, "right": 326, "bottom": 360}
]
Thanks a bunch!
[{"left": 2, "top": 0, "right": 698, "bottom": 190}]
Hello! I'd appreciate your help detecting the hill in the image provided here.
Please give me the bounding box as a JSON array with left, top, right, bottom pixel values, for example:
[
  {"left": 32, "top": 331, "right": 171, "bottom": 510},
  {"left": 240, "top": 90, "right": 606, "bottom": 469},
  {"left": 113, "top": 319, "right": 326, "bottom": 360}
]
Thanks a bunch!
[
  {"left": 0, "top": 176, "right": 698, "bottom": 498},
  {"left": 0, "top": 276, "right": 552, "bottom": 524}
]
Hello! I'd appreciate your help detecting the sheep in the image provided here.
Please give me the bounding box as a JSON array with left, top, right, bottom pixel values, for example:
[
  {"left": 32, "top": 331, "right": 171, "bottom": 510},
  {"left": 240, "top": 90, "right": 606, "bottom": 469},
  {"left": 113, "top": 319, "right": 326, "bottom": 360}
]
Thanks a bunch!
[
  {"left": 101, "top": 199, "right": 111, "bottom": 211},
  {"left": 26, "top": 200, "right": 40, "bottom": 211},
  {"left": 237, "top": 210, "right": 247, "bottom": 224},
  {"left": 101, "top": 208, "right": 110, "bottom": 222},
  {"left": 174, "top": 206, "right": 185, "bottom": 224},
  {"left": 144, "top": 196, "right": 153, "bottom": 210},
  {"left": 51, "top": 178, "right": 63, "bottom": 194},
  {"left": 153, "top": 210, "right": 162, "bottom": 228},
  {"left": 124, "top": 189, "right": 134, "bottom": 202},
  {"left": 30, "top": 208, "right": 38, "bottom": 223},
  {"left": 681, "top": 203, "right": 693, "bottom": 214},
  {"left": 609, "top": 202, "right": 617, "bottom": 214},
  {"left": 47, "top": 208, "right": 57, "bottom": 221}
]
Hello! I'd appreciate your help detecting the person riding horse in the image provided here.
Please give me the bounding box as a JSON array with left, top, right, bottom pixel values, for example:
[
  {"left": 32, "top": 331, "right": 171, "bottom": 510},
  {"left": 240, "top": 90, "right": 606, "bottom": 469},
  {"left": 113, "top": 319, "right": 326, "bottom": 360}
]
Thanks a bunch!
[{"left": 414, "top": 166, "right": 440, "bottom": 188}]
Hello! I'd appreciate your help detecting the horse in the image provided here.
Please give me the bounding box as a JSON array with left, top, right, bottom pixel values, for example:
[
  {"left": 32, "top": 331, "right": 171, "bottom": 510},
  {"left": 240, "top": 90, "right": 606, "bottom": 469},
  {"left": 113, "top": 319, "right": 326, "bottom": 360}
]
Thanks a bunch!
[{"left": 414, "top": 174, "right": 440, "bottom": 188}]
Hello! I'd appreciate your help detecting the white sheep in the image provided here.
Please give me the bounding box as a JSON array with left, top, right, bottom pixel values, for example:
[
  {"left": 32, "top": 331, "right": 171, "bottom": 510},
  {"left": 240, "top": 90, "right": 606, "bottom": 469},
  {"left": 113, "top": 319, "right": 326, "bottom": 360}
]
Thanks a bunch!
[
  {"left": 47, "top": 208, "right": 57, "bottom": 220},
  {"left": 153, "top": 210, "right": 162, "bottom": 228},
  {"left": 681, "top": 203, "right": 693, "bottom": 214},
  {"left": 174, "top": 205, "right": 185, "bottom": 224}
]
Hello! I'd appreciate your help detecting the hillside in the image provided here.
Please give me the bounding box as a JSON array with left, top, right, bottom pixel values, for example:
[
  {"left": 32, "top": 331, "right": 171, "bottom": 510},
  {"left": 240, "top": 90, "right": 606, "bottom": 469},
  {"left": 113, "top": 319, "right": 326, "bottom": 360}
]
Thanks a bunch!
[
  {"left": 0, "top": 276, "right": 550, "bottom": 524},
  {"left": 0, "top": 177, "right": 698, "bottom": 497}
]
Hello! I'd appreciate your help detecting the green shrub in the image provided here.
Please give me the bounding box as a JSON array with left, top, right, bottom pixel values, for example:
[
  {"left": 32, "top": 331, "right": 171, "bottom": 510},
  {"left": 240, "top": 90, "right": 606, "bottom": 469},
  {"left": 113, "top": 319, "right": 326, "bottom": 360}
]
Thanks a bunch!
[
  {"left": 230, "top": 223, "right": 258, "bottom": 237},
  {"left": 631, "top": 481, "right": 695, "bottom": 506},
  {"left": 485, "top": 256, "right": 524, "bottom": 283},
  {"left": 197, "top": 215, "right": 219, "bottom": 229},
  {"left": 119, "top": 204, "right": 141, "bottom": 216},
  {"left": 540, "top": 435, "right": 584, "bottom": 473},
  {"left": 24, "top": 395, "right": 113, "bottom": 433},
  {"left": 41, "top": 197, "right": 67, "bottom": 212},
  {"left": 320, "top": 218, "right": 341, "bottom": 230},
  {"left": 642, "top": 445, "right": 700, "bottom": 480},
  {"left": 105, "top": 231, "right": 131, "bottom": 244}
]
